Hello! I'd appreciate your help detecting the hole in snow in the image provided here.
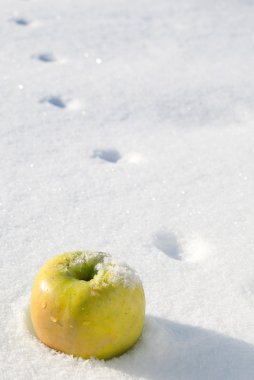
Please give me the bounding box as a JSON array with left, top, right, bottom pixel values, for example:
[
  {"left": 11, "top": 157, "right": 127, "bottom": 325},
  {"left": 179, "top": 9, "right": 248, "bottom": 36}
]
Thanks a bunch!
[
  {"left": 13, "top": 18, "right": 30, "bottom": 26},
  {"left": 92, "top": 149, "right": 121, "bottom": 163},
  {"left": 36, "top": 53, "right": 55, "bottom": 63},
  {"left": 40, "top": 96, "right": 66, "bottom": 109},
  {"left": 153, "top": 230, "right": 182, "bottom": 260},
  {"left": 48, "top": 96, "right": 66, "bottom": 108}
]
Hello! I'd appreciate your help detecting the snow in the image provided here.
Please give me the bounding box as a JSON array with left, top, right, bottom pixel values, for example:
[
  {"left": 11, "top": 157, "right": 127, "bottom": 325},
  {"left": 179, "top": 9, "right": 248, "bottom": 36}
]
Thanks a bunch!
[
  {"left": 60, "top": 250, "right": 141, "bottom": 288},
  {"left": 94, "top": 255, "right": 142, "bottom": 289},
  {"left": 1, "top": 0, "right": 254, "bottom": 378}
]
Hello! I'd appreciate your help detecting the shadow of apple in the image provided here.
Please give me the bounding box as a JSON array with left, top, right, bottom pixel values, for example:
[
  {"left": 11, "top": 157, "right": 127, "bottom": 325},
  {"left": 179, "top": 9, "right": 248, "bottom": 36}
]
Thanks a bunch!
[
  {"left": 25, "top": 308, "right": 254, "bottom": 380},
  {"left": 106, "top": 315, "right": 254, "bottom": 380}
]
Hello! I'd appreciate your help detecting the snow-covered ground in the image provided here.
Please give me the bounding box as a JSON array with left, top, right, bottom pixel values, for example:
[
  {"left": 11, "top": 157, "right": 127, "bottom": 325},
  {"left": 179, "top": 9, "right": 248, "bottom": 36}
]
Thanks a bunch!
[{"left": 1, "top": 0, "right": 254, "bottom": 378}]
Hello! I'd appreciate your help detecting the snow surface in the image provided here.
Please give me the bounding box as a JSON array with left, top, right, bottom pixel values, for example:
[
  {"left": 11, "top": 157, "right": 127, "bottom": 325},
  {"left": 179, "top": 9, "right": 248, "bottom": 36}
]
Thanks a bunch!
[{"left": 1, "top": 0, "right": 254, "bottom": 378}]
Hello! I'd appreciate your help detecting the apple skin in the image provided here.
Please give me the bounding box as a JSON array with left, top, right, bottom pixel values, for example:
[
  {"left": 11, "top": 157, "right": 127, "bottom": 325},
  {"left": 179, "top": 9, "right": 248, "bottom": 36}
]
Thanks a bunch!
[{"left": 30, "top": 251, "right": 145, "bottom": 359}]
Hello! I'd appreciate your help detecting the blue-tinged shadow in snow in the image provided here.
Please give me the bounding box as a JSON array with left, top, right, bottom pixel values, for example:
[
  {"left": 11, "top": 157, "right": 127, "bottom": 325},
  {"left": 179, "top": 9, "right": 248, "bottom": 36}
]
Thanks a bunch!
[
  {"left": 13, "top": 18, "right": 30, "bottom": 26},
  {"left": 107, "top": 316, "right": 254, "bottom": 380},
  {"left": 25, "top": 308, "right": 254, "bottom": 380},
  {"left": 39, "top": 96, "right": 66, "bottom": 109},
  {"left": 92, "top": 149, "right": 121, "bottom": 163},
  {"left": 153, "top": 231, "right": 182, "bottom": 260},
  {"left": 36, "top": 53, "right": 55, "bottom": 63}
]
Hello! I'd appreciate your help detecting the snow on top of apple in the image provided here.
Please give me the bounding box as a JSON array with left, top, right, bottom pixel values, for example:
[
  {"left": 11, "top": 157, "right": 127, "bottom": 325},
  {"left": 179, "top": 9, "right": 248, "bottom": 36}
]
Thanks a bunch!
[
  {"left": 68, "top": 250, "right": 107, "bottom": 268},
  {"left": 67, "top": 250, "right": 142, "bottom": 288},
  {"left": 94, "top": 259, "right": 142, "bottom": 289}
]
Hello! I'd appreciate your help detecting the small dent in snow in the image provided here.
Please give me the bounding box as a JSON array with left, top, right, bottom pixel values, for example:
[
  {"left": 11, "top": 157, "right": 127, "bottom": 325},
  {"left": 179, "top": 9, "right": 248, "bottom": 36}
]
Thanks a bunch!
[
  {"left": 35, "top": 53, "right": 55, "bottom": 63},
  {"left": 40, "top": 96, "right": 81, "bottom": 110},
  {"left": 92, "top": 149, "right": 122, "bottom": 163},
  {"left": 13, "top": 18, "right": 30, "bottom": 26},
  {"left": 40, "top": 96, "right": 66, "bottom": 109},
  {"left": 153, "top": 230, "right": 182, "bottom": 260}
]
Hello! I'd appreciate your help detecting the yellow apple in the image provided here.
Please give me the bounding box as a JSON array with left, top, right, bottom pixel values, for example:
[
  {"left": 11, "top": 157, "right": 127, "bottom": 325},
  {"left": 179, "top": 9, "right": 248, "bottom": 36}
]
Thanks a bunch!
[{"left": 30, "top": 251, "right": 145, "bottom": 359}]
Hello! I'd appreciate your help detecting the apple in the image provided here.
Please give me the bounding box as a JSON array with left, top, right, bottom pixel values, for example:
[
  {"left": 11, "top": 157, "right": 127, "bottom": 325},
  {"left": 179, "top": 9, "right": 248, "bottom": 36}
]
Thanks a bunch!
[{"left": 30, "top": 251, "right": 145, "bottom": 359}]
